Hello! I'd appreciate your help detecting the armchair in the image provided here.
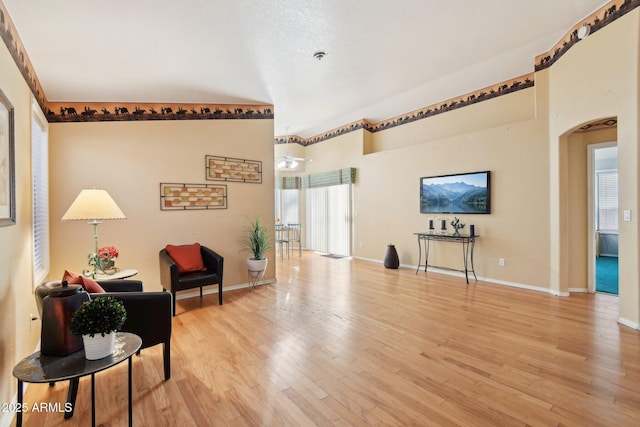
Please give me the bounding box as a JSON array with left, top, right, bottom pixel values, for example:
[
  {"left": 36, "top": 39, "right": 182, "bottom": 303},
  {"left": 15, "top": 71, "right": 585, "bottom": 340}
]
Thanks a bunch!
[
  {"left": 159, "top": 244, "right": 224, "bottom": 316},
  {"left": 35, "top": 279, "right": 172, "bottom": 418}
]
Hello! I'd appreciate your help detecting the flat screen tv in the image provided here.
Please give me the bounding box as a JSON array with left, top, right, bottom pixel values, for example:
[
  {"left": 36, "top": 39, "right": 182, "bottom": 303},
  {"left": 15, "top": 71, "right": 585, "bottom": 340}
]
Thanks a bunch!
[{"left": 420, "top": 171, "right": 490, "bottom": 214}]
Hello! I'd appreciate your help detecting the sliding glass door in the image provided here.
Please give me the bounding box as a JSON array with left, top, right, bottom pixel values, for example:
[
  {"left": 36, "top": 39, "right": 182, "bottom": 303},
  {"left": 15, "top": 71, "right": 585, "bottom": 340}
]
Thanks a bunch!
[{"left": 305, "top": 183, "right": 351, "bottom": 256}]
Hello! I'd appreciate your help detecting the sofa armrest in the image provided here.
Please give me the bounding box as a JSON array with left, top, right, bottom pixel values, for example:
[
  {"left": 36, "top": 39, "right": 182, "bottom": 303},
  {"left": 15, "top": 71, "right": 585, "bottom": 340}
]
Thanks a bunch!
[
  {"left": 97, "top": 279, "right": 143, "bottom": 293},
  {"left": 92, "top": 291, "right": 172, "bottom": 349}
]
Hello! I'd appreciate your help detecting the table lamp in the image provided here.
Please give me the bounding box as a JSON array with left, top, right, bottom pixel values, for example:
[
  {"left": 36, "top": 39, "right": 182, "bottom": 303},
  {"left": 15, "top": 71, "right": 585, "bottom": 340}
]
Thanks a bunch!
[{"left": 62, "top": 188, "right": 126, "bottom": 278}]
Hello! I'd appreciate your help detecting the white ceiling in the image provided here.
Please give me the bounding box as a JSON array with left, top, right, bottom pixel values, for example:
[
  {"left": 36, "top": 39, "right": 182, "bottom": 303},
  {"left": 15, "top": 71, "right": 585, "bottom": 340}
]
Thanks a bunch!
[{"left": 3, "top": 0, "right": 607, "bottom": 138}]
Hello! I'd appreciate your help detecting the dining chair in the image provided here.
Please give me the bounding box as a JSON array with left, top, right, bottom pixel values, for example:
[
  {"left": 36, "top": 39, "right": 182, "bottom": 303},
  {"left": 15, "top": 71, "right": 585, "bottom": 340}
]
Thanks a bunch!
[
  {"left": 275, "top": 224, "right": 290, "bottom": 259},
  {"left": 287, "top": 223, "right": 302, "bottom": 257}
]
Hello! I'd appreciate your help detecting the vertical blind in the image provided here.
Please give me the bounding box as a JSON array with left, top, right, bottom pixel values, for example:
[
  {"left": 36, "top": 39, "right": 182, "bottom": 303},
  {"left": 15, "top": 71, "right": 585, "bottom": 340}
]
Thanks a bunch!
[
  {"left": 305, "top": 183, "right": 351, "bottom": 256},
  {"left": 277, "top": 168, "right": 355, "bottom": 256},
  {"left": 32, "top": 97, "right": 49, "bottom": 285},
  {"left": 597, "top": 170, "right": 618, "bottom": 231}
]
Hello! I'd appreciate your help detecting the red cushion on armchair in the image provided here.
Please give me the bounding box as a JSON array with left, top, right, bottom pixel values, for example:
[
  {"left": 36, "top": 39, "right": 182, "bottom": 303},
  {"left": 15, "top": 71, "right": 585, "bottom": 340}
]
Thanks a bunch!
[{"left": 165, "top": 243, "right": 207, "bottom": 273}]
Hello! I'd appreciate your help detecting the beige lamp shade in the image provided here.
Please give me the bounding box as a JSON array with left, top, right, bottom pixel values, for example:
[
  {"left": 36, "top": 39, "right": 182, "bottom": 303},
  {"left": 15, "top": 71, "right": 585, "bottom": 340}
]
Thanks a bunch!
[{"left": 62, "top": 188, "right": 126, "bottom": 221}]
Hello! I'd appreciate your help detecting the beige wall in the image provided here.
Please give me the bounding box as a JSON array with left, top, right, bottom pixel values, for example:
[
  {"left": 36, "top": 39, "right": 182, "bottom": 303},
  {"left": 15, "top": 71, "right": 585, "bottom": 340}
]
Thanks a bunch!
[
  {"left": 0, "top": 36, "right": 41, "bottom": 416},
  {"left": 49, "top": 119, "right": 275, "bottom": 291},
  {"left": 355, "top": 90, "right": 551, "bottom": 288},
  {"left": 277, "top": 89, "right": 553, "bottom": 288},
  {"left": 548, "top": 10, "right": 639, "bottom": 325}
]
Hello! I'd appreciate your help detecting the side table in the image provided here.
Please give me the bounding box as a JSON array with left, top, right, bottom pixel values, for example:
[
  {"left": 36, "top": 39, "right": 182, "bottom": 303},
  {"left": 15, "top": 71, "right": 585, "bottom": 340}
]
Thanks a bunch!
[
  {"left": 94, "top": 268, "right": 138, "bottom": 281},
  {"left": 13, "top": 332, "right": 141, "bottom": 427}
]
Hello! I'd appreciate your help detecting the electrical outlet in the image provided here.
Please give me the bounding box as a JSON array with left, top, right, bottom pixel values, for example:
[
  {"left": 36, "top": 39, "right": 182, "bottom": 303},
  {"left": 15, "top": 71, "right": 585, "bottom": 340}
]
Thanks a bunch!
[
  {"left": 29, "top": 313, "right": 37, "bottom": 332},
  {"left": 499, "top": 258, "right": 505, "bottom": 267}
]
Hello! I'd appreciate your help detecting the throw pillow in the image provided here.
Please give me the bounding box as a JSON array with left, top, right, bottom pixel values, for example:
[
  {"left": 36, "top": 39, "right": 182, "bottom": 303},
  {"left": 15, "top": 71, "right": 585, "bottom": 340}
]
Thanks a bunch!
[
  {"left": 62, "top": 270, "right": 105, "bottom": 293},
  {"left": 62, "top": 269, "right": 82, "bottom": 285},
  {"left": 81, "top": 276, "right": 106, "bottom": 294},
  {"left": 165, "top": 243, "right": 206, "bottom": 273}
]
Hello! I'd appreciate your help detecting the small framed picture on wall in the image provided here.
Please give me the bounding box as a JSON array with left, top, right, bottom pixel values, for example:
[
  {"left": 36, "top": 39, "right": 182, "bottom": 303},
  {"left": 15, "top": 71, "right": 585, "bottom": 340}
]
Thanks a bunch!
[{"left": 0, "top": 89, "right": 15, "bottom": 227}]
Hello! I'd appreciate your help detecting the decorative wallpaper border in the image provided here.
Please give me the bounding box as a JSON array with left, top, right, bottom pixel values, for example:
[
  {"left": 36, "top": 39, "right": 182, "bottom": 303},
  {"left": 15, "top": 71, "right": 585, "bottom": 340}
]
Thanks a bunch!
[
  {"left": 535, "top": 0, "right": 639, "bottom": 71},
  {"left": 274, "top": 0, "right": 639, "bottom": 146},
  {"left": 0, "top": 2, "right": 275, "bottom": 123},
  {"left": 0, "top": 1, "right": 48, "bottom": 112},
  {"left": 43, "top": 102, "right": 273, "bottom": 123},
  {"left": 367, "top": 74, "right": 534, "bottom": 134},
  {"left": 575, "top": 117, "right": 617, "bottom": 133},
  {"left": 1, "top": 0, "right": 634, "bottom": 136},
  {"left": 276, "top": 74, "right": 534, "bottom": 146}
]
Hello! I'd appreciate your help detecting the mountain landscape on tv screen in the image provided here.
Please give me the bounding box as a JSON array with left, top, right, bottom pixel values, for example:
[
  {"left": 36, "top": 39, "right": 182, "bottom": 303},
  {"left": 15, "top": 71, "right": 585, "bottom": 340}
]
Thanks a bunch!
[{"left": 421, "top": 181, "right": 488, "bottom": 213}]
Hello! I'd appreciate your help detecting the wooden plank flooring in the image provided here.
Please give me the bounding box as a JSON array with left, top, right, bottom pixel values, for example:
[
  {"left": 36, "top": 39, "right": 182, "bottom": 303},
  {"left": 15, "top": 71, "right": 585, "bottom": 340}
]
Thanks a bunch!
[{"left": 18, "top": 253, "right": 640, "bottom": 426}]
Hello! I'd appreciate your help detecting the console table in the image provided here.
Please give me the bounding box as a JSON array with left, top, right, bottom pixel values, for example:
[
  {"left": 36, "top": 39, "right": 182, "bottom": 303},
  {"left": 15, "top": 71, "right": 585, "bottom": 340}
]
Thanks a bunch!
[
  {"left": 13, "top": 332, "right": 141, "bottom": 427},
  {"left": 414, "top": 232, "right": 478, "bottom": 283}
]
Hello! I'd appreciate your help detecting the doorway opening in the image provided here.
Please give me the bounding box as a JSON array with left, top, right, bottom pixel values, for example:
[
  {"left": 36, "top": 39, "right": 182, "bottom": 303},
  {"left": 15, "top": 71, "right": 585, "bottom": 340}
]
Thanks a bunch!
[{"left": 591, "top": 144, "right": 618, "bottom": 295}]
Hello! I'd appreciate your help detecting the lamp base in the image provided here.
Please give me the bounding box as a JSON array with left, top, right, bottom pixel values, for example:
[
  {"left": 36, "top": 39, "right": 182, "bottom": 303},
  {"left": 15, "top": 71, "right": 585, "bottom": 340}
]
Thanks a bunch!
[{"left": 83, "top": 253, "right": 119, "bottom": 278}]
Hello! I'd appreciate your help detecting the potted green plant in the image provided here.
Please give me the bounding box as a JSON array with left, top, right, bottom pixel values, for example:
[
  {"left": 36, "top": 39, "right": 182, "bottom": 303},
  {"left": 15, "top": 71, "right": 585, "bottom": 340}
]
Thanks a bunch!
[
  {"left": 70, "top": 296, "right": 127, "bottom": 360},
  {"left": 242, "top": 215, "right": 272, "bottom": 274}
]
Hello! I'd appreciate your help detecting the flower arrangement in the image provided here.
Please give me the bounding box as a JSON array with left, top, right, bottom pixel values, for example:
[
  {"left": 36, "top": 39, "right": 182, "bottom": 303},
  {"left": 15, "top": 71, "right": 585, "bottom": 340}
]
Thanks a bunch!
[
  {"left": 98, "top": 246, "right": 119, "bottom": 259},
  {"left": 85, "top": 245, "right": 119, "bottom": 276}
]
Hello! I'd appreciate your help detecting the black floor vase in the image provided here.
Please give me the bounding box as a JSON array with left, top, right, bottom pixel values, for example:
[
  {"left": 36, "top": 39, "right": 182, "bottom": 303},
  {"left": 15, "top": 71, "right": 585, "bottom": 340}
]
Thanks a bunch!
[{"left": 384, "top": 244, "right": 399, "bottom": 269}]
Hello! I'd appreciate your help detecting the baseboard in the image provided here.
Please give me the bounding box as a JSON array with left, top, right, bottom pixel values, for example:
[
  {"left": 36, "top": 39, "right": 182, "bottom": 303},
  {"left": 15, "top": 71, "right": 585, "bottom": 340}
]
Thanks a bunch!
[
  {"left": 174, "top": 280, "right": 276, "bottom": 301},
  {"left": 568, "top": 287, "right": 590, "bottom": 293},
  {"left": 353, "top": 256, "right": 569, "bottom": 296},
  {"left": 617, "top": 316, "right": 640, "bottom": 330}
]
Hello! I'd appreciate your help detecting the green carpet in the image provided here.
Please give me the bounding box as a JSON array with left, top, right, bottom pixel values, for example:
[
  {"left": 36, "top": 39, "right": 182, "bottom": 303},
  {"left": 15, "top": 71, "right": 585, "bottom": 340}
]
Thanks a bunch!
[{"left": 596, "top": 256, "right": 618, "bottom": 295}]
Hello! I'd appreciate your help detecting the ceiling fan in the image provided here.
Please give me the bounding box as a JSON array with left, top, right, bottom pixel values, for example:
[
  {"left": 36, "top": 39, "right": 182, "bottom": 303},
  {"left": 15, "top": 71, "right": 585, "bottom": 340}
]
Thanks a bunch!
[
  {"left": 276, "top": 129, "right": 312, "bottom": 169},
  {"left": 276, "top": 152, "right": 312, "bottom": 169}
]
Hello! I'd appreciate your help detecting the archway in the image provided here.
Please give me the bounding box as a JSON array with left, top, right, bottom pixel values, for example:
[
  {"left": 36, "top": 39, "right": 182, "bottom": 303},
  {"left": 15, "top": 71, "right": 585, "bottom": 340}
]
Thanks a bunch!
[{"left": 558, "top": 117, "right": 617, "bottom": 294}]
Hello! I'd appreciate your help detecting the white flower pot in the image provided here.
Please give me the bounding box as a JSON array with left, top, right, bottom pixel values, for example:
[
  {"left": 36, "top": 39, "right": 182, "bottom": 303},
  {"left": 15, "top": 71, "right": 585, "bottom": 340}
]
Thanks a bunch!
[
  {"left": 82, "top": 332, "right": 115, "bottom": 360},
  {"left": 247, "top": 258, "right": 268, "bottom": 276}
]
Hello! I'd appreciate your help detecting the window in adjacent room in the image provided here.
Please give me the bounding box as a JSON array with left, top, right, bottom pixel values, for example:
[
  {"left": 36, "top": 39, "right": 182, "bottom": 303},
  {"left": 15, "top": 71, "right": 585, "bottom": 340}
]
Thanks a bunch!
[
  {"left": 275, "top": 188, "right": 300, "bottom": 225},
  {"left": 596, "top": 169, "right": 618, "bottom": 232}
]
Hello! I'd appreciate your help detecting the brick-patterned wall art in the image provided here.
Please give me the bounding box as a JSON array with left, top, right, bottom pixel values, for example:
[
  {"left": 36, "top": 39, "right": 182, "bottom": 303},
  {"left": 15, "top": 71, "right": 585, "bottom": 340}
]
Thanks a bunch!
[
  {"left": 205, "top": 156, "right": 262, "bottom": 183},
  {"left": 160, "top": 183, "right": 227, "bottom": 211}
]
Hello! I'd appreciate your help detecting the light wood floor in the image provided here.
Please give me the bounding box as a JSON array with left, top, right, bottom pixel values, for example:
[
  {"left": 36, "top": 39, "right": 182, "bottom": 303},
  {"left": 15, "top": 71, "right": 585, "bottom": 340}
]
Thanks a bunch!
[{"left": 19, "top": 253, "right": 640, "bottom": 426}]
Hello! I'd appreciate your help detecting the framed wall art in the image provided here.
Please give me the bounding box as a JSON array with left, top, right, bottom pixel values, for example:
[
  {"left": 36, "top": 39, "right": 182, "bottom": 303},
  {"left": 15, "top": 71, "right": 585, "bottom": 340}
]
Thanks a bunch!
[
  {"left": 0, "top": 89, "right": 15, "bottom": 226},
  {"left": 205, "top": 155, "right": 262, "bottom": 183},
  {"left": 160, "top": 183, "right": 227, "bottom": 211}
]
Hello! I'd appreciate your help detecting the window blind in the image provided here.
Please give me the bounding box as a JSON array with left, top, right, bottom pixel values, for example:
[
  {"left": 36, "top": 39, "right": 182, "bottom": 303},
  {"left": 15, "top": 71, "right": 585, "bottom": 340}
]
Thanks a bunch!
[
  {"left": 305, "top": 183, "right": 351, "bottom": 256},
  {"left": 597, "top": 170, "right": 618, "bottom": 232},
  {"left": 302, "top": 168, "right": 356, "bottom": 189},
  {"left": 32, "top": 97, "right": 49, "bottom": 285}
]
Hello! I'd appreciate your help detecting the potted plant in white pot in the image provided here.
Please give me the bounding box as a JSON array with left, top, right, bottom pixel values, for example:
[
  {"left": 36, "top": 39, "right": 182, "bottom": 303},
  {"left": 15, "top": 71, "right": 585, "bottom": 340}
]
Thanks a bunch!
[
  {"left": 242, "top": 216, "right": 272, "bottom": 275},
  {"left": 70, "top": 296, "right": 127, "bottom": 360}
]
